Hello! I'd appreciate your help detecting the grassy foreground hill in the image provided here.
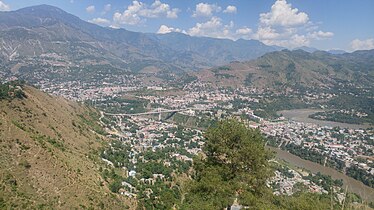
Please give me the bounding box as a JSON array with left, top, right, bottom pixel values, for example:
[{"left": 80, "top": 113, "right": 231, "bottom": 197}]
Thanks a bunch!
[{"left": 0, "top": 83, "right": 134, "bottom": 209}]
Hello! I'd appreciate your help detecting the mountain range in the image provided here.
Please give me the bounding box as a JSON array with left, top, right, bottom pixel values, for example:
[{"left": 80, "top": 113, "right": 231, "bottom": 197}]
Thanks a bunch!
[
  {"left": 1, "top": 5, "right": 373, "bottom": 91},
  {"left": 0, "top": 4, "right": 281, "bottom": 75},
  {"left": 195, "top": 49, "right": 374, "bottom": 89}
]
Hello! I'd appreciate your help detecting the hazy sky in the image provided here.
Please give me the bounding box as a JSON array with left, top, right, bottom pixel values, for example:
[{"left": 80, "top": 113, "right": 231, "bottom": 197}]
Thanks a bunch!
[{"left": 2, "top": 0, "right": 374, "bottom": 51}]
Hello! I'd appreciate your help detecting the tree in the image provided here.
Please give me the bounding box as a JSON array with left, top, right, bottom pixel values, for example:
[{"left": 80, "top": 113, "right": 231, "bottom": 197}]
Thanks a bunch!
[
  {"left": 109, "top": 180, "right": 122, "bottom": 193},
  {"left": 183, "top": 119, "right": 274, "bottom": 209}
]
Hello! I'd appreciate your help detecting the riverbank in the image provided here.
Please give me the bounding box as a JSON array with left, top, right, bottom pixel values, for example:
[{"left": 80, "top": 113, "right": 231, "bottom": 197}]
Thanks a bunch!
[
  {"left": 269, "top": 147, "right": 374, "bottom": 201},
  {"left": 278, "top": 109, "right": 372, "bottom": 129}
]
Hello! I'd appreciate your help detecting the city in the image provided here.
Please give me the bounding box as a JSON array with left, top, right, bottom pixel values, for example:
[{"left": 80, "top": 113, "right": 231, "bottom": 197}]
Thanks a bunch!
[
  {"left": 1, "top": 0, "right": 374, "bottom": 209},
  {"left": 19, "top": 71, "right": 372, "bottom": 205}
]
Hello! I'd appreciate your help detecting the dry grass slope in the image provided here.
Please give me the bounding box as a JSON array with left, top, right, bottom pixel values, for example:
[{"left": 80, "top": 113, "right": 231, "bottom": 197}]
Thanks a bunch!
[{"left": 0, "top": 86, "right": 135, "bottom": 209}]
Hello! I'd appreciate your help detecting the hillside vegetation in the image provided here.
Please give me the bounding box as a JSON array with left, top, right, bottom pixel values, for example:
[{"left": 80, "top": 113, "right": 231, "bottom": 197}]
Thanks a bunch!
[
  {"left": 0, "top": 84, "right": 134, "bottom": 209},
  {"left": 183, "top": 119, "right": 275, "bottom": 209},
  {"left": 182, "top": 119, "right": 370, "bottom": 210},
  {"left": 196, "top": 49, "right": 374, "bottom": 89}
]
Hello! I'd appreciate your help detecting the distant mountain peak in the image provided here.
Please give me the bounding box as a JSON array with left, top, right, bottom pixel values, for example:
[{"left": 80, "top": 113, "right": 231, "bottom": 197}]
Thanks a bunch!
[
  {"left": 0, "top": 4, "right": 284, "bottom": 73},
  {"left": 327, "top": 49, "right": 347, "bottom": 54},
  {"left": 293, "top": 46, "right": 319, "bottom": 53},
  {"left": 16, "top": 4, "right": 66, "bottom": 14}
]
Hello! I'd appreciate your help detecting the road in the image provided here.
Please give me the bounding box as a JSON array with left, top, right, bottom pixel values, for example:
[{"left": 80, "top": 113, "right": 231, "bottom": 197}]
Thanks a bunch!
[{"left": 103, "top": 107, "right": 203, "bottom": 117}]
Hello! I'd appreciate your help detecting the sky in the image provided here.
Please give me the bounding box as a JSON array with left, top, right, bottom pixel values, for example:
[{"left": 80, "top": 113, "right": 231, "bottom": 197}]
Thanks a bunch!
[{"left": 1, "top": 0, "right": 374, "bottom": 51}]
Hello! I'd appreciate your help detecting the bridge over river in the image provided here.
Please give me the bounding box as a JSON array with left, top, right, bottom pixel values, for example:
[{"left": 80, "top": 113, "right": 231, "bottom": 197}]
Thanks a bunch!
[{"left": 104, "top": 107, "right": 204, "bottom": 120}]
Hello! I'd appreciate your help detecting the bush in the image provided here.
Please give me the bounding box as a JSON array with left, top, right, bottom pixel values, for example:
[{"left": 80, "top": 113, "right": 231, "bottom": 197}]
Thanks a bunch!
[
  {"left": 19, "top": 160, "right": 31, "bottom": 169},
  {"left": 109, "top": 180, "right": 122, "bottom": 193}
]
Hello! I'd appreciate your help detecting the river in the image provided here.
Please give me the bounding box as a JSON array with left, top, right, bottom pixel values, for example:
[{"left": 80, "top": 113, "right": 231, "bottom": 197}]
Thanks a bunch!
[
  {"left": 278, "top": 109, "right": 372, "bottom": 129},
  {"left": 269, "top": 147, "right": 374, "bottom": 201}
]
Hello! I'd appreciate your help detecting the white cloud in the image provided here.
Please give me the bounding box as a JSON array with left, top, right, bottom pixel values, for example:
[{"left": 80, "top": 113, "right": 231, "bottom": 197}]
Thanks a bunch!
[
  {"left": 109, "top": 25, "right": 120, "bottom": 29},
  {"left": 157, "top": 25, "right": 184, "bottom": 34},
  {"left": 192, "top": 3, "right": 221, "bottom": 17},
  {"left": 113, "top": 0, "right": 180, "bottom": 26},
  {"left": 146, "top": 0, "right": 180, "bottom": 18},
  {"left": 252, "top": 0, "right": 333, "bottom": 48},
  {"left": 0, "top": 1, "right": 10, "bottom": 11},
  {"left": 113, "top": 11, "right": 141, "bottom": 26},
  {"left": 113, "top": 1, "right": 143, "bottom": 26},
  {"left": 102, "top": 4, "right": 111, "bottom": 14},
  {"left": 223, "top": 5, "right": 237, "bottom": 14},
  {"left": 350, "top": 38, "right": 374, "bottom": 51},
  {"left": 235, "top": 27, "right": 253, "bottom": 40},
  {"left": 236, "top": 27, "right": 252, "bottom": 35},
  {"left": 183, "top": 15, "right": 256, "bottom": 40},
  {"left": 188, "top": 17, "right": 240, "bottom": 40},
  {"left": 166, "top": 9, "right": 179, "bottom": 19},
  {"left": 269, "top": 34, "right": 310, "bottom": 48},
  {"left": 254, "top": 26, "right": 280, "bottom": 40},
  {"left": 89, "top": 18, "right": 111, "bottom": 26},
  {"left": 188, "top": 16, "right": 222, "bottom": 37},
  {"left": 259, "top": 0, "right": 308, "bottom": 27},
  {"left": 308, "top": 30, "right": 334, "bottom": 40},
  {"left": 86, "top": 5, "right": 95, "bottom": 14}
]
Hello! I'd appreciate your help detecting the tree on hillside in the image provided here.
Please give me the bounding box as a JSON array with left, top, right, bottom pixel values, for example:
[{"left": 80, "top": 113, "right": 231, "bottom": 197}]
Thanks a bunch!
[
  {"left": 182, "top": 119, "right": 274, "bottom": 209},
  {"left": 0, "top": 81, "right": 27, "bottom": 100},
  {"left": 181, "top": 119, "right": 339, "bottom": 210}
]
